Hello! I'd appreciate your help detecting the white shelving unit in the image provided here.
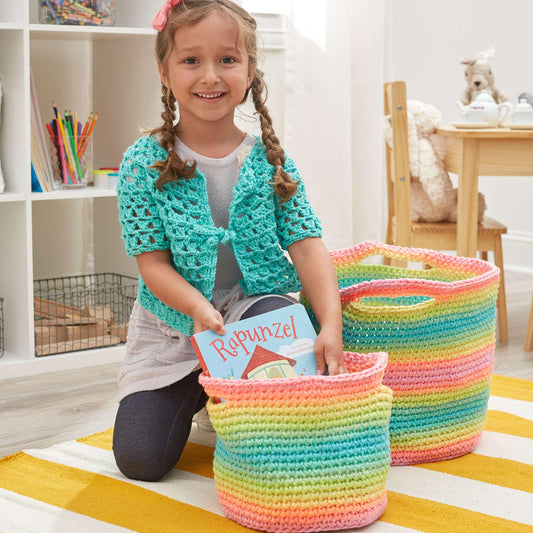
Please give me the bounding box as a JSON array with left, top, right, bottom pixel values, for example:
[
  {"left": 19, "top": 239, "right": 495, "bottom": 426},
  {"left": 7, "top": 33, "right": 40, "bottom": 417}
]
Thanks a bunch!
[
  {"left": 0, "top": 1, "right": 164, "bottom": 379},
  {"left": 0, "top": 2, "right": 286, "bottom": 380}
]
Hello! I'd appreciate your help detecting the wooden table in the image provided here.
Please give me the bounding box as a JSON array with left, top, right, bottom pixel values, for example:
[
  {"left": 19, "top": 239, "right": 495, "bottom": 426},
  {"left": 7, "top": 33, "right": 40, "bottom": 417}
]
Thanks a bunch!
[{"left": 432, "top": 126, "right": 533, "bottom": 257}]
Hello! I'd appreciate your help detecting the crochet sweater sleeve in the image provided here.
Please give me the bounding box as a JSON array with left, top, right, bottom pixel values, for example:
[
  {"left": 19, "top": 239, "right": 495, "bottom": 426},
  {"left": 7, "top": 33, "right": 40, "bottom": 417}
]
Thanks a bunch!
[
  {"left": 275, "top": 155, "right": 322, "bottom": 248},
  {"left": 117, "top": 137, "right": 170, "bottom": 257}
]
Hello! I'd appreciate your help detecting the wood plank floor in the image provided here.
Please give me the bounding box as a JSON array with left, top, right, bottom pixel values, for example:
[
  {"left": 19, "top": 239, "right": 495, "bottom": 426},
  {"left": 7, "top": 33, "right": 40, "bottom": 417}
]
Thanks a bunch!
[{"left": 1, "top": 269, "right": 531, "bottom": 459}]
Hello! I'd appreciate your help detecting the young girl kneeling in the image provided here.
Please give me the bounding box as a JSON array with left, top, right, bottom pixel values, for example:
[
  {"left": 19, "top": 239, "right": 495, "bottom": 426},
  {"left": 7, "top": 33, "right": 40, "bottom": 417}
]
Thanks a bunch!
[{"left": 113, "top": 0, "right": 344, "bottom": 482}]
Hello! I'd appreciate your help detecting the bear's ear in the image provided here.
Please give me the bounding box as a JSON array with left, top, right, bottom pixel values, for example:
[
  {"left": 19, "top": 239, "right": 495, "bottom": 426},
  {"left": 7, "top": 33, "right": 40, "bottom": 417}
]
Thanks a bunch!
[{"left": 460, "top": 57, "right": 475, "bottom": 66}]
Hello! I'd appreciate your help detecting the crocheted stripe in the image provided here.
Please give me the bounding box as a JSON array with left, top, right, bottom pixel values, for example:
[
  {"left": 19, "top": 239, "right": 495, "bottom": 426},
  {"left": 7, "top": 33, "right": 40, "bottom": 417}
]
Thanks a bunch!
[
  {"left": 302, "top": 241, "right": 499, "bottom": 465},
  {"left": 388, "top": 362, "right": 493, "bottom": 394},
  {"left": 213, "top": 455, "right": 390, "bottom": 500},
  {"left": 200, "top": 352, "right": 392, "bottom": 531},
  {"left": 200, "top": 351, "right": 388, "bottom": 402},
  {"left": 382, "top": 345, "right": 494, "bottom": 378},
  {"left": 214, "top": 484, "right": 387, "bottom": 513},
  {"left": 390, "top": 410, "right": 488, "bottom": 447},
  {"left": 391, "top": 433, "right": 484, "bottom": 465},
  {"left": 217, "top": 492, "right": 388, "bottom": 533}
]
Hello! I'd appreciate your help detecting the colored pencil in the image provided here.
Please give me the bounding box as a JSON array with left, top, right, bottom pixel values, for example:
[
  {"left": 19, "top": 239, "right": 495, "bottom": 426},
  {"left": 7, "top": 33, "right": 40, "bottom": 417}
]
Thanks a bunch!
[
  {"left": 74, "top": 112, "right": 78, "bottom": 147},
  {"left": 78, "top": 112, "right": 98, "bottom": 159},
  {"left": 45, "top": 122, "right": 55, "bottom": 145},
  {"left": 65, "top": 117, "right": 84, "bottom": 182},
  {"left": 57, "top": 112, "right": 78, "bottom": 184},
  {"left": 55, "top": 118, "right": 69, "bottom": 184},
  {"left": 78, "top": 112, "right": 92, "bottom": 151}
]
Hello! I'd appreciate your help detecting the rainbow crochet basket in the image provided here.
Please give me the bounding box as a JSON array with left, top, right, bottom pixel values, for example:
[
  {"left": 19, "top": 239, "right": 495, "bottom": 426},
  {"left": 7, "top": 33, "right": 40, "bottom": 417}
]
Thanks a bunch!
[
  {"left": 304, "top": 241, "right": 499, "bottom": 465},
  {"left": 199, "top": 351, "right": 393, "bottom": 533}
]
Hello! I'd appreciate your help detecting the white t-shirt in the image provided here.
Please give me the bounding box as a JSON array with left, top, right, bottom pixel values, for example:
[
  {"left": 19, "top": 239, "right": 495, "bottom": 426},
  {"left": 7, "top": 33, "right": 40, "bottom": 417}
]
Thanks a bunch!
[{"left": 174, "top": 134, "right": 256, "bottom": 303}]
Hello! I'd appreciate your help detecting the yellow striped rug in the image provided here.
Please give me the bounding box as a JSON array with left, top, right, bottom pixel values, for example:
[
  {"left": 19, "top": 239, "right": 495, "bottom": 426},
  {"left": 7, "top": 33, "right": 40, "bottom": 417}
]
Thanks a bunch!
[{"left": 0, "top": 374, "right": 531, "bottom": 533}]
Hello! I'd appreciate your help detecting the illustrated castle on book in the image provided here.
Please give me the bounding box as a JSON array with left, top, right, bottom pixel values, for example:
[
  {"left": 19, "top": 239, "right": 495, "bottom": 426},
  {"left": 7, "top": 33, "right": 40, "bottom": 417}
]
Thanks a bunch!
[{"left": 241, "top": 345, "right": 298, "bottom": 380}]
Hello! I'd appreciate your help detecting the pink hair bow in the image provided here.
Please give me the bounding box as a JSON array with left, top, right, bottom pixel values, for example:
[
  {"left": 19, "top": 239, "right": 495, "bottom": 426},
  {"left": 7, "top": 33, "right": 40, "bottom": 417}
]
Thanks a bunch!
[{"left": 152, "top": 0, "right": 183, "bottom": 31}]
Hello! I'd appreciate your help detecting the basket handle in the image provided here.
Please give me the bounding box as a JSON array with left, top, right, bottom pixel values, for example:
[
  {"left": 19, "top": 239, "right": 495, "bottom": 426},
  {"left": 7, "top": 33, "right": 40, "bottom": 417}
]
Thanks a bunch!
[
  {"left": 334, "top": 241, "right": 499, "bottom": 304},
  {"left": 340, "top": 277, "right": 446, "bottom": 304},
  {"left": 332, "top": 241, "right": 490, "bottom": 272}
]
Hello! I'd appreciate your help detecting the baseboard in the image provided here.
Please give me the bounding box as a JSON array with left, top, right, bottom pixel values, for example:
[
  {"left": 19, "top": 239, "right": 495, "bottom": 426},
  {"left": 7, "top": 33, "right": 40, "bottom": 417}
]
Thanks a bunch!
[{"left": 503, "top": 232, "right": 533, "bottom": 275}]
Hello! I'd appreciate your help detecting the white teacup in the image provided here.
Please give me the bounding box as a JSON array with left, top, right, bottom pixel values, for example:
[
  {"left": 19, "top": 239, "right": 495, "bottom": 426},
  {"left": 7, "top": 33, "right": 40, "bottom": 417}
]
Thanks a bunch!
[{"left": 510, "top": 98, "right": 533, "bottom": 124}]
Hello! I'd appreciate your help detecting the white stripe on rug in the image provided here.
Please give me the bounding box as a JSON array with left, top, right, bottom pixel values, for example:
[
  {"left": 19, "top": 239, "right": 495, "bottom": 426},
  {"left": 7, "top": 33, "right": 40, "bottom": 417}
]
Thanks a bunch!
[
  {"left": 342, "top": 522, "right": 421, "bottom": 533},
  {"left": 488, "top": 396, "right": 533, "bottom": 420},
  {"left": 24, "top": 441, "right": 224, "bottom": 516},
  {"left": 474, "top": 431, "right": 533, "bottom": 464},
  {"left": 23, "top": 440, "right": 420, "bottom": 533},
  {"left": 26, "top": 438, "right": 533, "bottom": 527},
  {"left": 386, "top": 466, "right": 533, "bottom": 525},
  {"left": 20, "top": 439, "right": 422, "bottom": 533},
  {"left": 0, "top": 487, "right": 134, "bottom": 533}
]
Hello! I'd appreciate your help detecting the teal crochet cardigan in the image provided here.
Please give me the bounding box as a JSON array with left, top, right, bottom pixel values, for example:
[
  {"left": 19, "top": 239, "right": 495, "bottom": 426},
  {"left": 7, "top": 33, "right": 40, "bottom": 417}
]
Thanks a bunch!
[{"left": 117, "top": 135, "right": 322, "bottom": 335}]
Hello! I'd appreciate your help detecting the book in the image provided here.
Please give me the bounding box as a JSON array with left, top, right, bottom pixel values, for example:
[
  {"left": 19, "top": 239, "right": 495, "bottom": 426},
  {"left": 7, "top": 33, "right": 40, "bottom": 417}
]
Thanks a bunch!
[
  {"left": 191, "top": 303, "right": 317, "bottom": 380},
  {"left": 30, "top": 71, "right": 54, "bottom": 192}
]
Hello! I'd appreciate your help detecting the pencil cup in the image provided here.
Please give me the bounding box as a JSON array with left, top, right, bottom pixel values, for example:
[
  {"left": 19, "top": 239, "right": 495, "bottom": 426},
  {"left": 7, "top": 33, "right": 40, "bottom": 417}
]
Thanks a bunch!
[{"left": 48, "top": 134, "right": 92, "bottom": 190}]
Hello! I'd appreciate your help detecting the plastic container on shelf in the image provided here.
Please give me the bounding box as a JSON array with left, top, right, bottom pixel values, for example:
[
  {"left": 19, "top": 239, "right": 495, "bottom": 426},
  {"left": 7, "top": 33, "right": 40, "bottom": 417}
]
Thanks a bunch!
[{"left": 38, "top": 0, "right": 116, "bottom": 27}]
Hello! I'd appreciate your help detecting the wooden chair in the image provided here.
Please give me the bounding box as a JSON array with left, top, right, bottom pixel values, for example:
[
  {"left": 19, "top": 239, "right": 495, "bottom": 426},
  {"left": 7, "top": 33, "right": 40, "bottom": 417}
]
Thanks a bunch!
[
  {"left": 384, "top": 81, "right": 509, "bottom": 343},
  {"left": 526, "top": 295, "right": 533, "bottom": 351}
]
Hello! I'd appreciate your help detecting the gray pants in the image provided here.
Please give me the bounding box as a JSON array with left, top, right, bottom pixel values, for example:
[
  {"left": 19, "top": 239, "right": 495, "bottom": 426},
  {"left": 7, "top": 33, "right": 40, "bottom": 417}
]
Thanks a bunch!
[{"left": 112, "top": 296, "right": 292, "bottom": 481}]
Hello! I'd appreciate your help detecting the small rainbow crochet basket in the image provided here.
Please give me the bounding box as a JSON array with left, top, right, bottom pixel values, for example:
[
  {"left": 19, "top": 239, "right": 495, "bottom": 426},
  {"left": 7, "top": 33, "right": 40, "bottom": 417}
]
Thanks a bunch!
[
  {"left": 199, "top": 351, "right": 393, "bottom": 533},
  {"left": 305, "top": 241, "right": 499, "bottom": 466}
]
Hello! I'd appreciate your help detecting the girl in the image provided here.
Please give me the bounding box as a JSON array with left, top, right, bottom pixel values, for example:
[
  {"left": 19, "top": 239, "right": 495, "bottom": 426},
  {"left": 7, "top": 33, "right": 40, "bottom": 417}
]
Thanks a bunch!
[{"left": 113, "top": 0, "right": 344, "bottom": 482}]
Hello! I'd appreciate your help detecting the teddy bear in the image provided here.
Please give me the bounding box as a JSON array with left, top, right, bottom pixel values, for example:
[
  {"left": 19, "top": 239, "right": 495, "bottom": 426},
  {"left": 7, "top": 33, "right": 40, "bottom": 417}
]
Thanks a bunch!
[
  {"left": 459, "top": 47, "right": 508, "bottom": 105},
  {"left": 383, "top": 100, "right": 486, "bottom": 223}
]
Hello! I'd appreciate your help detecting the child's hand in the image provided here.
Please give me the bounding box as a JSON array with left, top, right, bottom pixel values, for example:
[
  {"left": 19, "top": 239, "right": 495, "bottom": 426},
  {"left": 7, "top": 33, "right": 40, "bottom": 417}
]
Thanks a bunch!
[
  {"left": 314, "top": 327, "right": 346, "bottom": 376},
  {"left": 192, "top": 301, "right": 226, "bottom": 335}
]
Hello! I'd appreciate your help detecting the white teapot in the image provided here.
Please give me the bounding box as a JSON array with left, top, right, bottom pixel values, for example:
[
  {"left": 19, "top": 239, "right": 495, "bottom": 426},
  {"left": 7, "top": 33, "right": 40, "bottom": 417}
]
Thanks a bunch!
[
  {"left": 509, "top": 98, "right": 533, "bottom": 124},
  {"left": 456, "top": 90, "right": 512, "bottom": 126}
]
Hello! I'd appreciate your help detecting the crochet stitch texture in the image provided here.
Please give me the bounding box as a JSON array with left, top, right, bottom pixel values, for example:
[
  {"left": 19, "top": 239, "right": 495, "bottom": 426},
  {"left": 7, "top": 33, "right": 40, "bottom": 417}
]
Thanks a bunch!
[
  {"left": 302, "top": 241, "right": 499, "bottom": 465},
  {"left": 200, "top": 352, "right": 393, "bottom": 533},
  {"left": 117, "top": 136, "right": 321, "bottom": 335}
]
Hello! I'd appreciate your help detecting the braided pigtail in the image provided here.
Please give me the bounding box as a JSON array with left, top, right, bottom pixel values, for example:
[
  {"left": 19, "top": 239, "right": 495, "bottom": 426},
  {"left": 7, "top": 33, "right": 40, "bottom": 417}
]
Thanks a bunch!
[
  {"left": 250, "top": 70, "right": 297, "bottom": 203},
  {"left": 150, "top": 84, "right": 197, "bottom": 190}
]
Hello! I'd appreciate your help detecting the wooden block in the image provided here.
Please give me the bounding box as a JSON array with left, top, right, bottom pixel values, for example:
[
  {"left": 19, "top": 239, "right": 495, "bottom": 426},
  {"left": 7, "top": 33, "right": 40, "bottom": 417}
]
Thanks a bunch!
[
  {"left": 35, "top": 335, "right": 121, "bottom": 357},
  {"left": 37, "top": 317, "right": 98, "bottom": 326},
  {"left": 65, "top": 322, "right": 109, "bottom": 342},
  {"left": 34, "top": 325, "right": 68, "bottom": 346},
  {"left": 86, "top": 305, "right": 113, "bottom": 323},
  {"left": 109, "top": 323, "right": 129, "bottom": 343},
  {"left": 34, "top": 297, "right": 89, "bottom": 321}
]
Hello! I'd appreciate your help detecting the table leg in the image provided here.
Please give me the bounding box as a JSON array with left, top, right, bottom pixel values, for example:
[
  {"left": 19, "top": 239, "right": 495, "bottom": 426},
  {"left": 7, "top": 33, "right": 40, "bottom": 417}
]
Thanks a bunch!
[{"left": 457, "top": 138, "right": 480, "bottom": 257}]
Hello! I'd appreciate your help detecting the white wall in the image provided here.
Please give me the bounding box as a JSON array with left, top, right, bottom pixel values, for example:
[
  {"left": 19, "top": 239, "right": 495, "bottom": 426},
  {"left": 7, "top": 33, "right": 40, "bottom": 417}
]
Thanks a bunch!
[
  {"left": 389, "top": 0, "right": 533, "bottom": 272},
  {"left": 284, "top": 0, "right": 354, "bottom": 251}
]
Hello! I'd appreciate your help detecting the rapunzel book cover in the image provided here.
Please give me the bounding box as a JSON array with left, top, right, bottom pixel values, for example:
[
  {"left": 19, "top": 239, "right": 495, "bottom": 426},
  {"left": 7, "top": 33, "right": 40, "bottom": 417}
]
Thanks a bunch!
[{"left": 191, "top": 303, "right": 317, "bottom": 379}]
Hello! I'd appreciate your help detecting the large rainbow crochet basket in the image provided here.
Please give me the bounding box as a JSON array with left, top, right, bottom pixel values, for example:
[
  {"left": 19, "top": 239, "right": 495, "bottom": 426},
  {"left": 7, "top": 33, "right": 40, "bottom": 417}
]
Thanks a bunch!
[
  {"left": 199, "top": 351, "right": 393, "bottom": 533},
  {"left": 304, "top": 241, "right": 499, "bottom": 465}
]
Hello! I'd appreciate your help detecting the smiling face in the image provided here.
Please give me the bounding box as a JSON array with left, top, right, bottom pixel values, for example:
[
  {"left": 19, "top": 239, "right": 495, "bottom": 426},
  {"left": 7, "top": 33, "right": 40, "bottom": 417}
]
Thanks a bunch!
[{"left": 158, "top": 9, "right": 254, "bottom": 134}]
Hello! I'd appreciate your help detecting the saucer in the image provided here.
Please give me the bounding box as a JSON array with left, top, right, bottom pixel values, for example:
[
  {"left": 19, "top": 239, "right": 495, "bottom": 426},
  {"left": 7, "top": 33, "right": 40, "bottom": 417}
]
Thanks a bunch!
[
  {"left": 450, "top": 121, "right": 491, "bottom": 129},
  {"left": 503, "top": 122, "right": 533, "bottom": 130}
]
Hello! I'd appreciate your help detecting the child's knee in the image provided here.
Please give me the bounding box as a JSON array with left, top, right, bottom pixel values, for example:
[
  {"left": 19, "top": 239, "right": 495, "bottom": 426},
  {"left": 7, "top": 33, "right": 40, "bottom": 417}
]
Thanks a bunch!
[{"left": 113, "top": 439, "right": 172, "bottom": 482}]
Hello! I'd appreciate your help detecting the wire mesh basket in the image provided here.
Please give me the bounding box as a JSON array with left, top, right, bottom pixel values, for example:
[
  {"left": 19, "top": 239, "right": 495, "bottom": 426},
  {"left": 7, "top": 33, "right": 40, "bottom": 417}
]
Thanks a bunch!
[
  {"left": 0, "top": 297, "right": 4, "bottom": 358},
  {"left": 33, "top": 273, "right": 137, "bottom": 357}
]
